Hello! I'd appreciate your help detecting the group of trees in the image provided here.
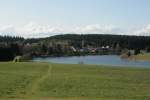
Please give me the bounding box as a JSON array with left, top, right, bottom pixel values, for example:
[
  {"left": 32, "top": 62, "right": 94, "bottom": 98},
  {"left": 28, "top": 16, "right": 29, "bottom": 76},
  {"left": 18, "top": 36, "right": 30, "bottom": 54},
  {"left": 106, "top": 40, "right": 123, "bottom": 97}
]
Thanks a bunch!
[
  {"left": 0, "top": 36, "right": 24, "bottom": 43},
  {"left": 0, "top": 34, "right": 150, "bottom": 61},
  {"left": 47, "top": 34, "right": 150, "bottom": 50},
  {"left": 0, "top": 43, "right": 21, "bottom": 61},
  {"left": 23, "top": 43, "right": 72, "bottom": 56},
  {"left": 0, "top": 48, "right": 14, "bottom": 61}
]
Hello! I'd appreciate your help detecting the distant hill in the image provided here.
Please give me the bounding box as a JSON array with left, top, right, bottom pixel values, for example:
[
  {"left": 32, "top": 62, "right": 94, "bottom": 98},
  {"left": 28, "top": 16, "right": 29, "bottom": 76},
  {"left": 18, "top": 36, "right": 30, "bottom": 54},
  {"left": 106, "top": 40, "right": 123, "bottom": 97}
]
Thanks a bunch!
[
  {"left": 43, "top": 34, "right": 150, "bottom": 49},
  {"left": 0, "top": 34, "right": 150, "bottom": 61},
  {"left": 0, "top": 34, "right": 150, "bottom": 50}
]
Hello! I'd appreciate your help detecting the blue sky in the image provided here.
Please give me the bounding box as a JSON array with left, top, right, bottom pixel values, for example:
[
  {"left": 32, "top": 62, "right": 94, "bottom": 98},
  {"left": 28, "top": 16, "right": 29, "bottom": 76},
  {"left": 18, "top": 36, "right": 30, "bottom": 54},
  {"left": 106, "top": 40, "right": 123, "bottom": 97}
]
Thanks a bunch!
[{"left": 0, "top": 0, "right": 150, "bottom": 37}]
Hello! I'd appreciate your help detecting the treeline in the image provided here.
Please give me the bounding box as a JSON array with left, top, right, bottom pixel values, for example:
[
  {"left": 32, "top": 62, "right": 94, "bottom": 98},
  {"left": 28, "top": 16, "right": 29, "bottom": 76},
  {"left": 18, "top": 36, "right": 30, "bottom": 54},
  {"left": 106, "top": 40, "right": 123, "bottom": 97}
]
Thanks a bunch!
[
  {"left": 0, "top": 34, "right": 150, "bottom": 61},
  {"left": 45, "top": 34, "right": 150, "bottom": 50},
  {"left": 0, "top": 36, "right": 24, "bottom": 43},
  {"left": 0, "top": 36, "right": 24, "bottom": 61},
  {"left": 1, "top": 34, "right": 150, "bottom": 50},
  {"left": 0, "top": 43, "right": 22, "bottom": 61}
]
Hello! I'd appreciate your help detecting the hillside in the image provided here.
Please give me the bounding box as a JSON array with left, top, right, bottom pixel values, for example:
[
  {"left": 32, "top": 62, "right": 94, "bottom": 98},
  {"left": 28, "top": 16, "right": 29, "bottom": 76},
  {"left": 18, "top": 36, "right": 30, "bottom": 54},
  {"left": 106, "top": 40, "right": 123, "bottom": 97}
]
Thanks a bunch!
[
  {"left": 44, "top": 34, "right": 150, "bottom": 49},
  {"left": 0, "top": 34, "right": 150, "bottom": 61},
  {"left": 1, "top": 34, "right": 150, "bottom": 50}
]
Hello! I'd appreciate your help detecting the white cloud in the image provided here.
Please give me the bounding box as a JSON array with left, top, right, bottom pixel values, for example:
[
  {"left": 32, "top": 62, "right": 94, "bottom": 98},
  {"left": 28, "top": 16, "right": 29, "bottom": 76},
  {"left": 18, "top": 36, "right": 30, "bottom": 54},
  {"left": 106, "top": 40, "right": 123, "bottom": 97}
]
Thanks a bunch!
[
  {"left": 15, "top": 22, "right": 64, "bottom": 38},
  {"left": 133, "top": 25, "right": 150, "bottom": 36},
  {"left": 0, "top": 22, "right": 150, "bottom": 38},
  {"left": 0, "top": 22, "right": 65, "bottom": 38},
  {"left": 0, "top": 25, "right": 15, "bottom": 33},
  {"left": 75, "top": 24, "right": 123, "bottom": 35}
]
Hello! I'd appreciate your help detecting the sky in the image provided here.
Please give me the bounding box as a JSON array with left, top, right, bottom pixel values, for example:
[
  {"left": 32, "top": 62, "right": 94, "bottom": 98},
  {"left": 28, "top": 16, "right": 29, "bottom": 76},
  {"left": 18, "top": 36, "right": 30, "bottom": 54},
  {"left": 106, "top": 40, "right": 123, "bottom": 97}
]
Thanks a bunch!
[{"left": 0, "top": 0, "right": 150, "bottom": 38}]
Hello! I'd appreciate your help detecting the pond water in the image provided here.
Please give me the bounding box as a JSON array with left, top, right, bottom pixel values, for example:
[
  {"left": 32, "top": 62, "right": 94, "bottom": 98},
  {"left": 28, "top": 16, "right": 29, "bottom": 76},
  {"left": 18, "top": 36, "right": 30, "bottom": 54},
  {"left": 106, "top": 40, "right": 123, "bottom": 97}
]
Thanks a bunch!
[{"left": 32, "top": 55, "right": 150, "bottom": 68}]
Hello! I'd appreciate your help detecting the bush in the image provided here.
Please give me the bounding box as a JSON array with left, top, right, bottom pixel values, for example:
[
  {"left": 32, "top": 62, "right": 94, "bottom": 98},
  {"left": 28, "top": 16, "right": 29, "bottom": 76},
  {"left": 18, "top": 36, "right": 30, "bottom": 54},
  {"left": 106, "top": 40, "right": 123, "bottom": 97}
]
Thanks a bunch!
[
  {"left": 134, "top": 49, "right": 140, "bottom": 55},
  {"left": 22, "top": 54, "right": 32, "bottom": 61},
  {"left": 0, "top": 48, "right": 14, "bottom": 61},
  {"left": 13, "top": 54, "right": 32, "bottom": 62},
  {"left": 147, "top": 47, "right": 150, "bottom": 52},
  {"left": 13, "top": 56, "right": 22, "bottom": 62}
]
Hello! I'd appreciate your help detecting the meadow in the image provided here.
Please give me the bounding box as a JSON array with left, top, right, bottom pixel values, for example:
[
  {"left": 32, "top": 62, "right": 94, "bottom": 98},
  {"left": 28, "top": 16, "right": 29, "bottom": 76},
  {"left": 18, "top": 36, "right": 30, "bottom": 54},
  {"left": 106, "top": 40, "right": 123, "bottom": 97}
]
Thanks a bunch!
[
  {"left": 0, "top": 62, "right": 150, "bottom": 100},
  {"left": 134, "top": 53, "right": 150, "bottom": 61}
]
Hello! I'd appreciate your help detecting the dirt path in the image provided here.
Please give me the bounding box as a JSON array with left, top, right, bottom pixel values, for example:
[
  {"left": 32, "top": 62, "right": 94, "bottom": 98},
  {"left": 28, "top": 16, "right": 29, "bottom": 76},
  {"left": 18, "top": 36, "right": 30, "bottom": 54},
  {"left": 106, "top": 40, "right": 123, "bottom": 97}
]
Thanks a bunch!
[{"left": 29, "top": 64, "right": 53, "bottom": 95}]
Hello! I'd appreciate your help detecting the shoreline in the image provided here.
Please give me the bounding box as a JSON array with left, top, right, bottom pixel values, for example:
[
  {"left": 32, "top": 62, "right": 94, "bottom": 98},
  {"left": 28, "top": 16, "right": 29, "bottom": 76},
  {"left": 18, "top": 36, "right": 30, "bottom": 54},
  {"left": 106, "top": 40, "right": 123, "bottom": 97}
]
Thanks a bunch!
[{"left": 128, "top": 54, "right": 150, "bottom": 61}]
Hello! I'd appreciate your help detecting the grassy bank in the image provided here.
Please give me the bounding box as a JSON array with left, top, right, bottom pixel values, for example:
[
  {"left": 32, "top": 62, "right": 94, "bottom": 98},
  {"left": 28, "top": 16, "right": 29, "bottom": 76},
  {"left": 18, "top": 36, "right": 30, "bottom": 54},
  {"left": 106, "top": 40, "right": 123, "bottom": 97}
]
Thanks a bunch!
[
  {"left": 0, "top": 62, "right": 150, "bottom": 100},
  {"left": 133, "top": 53, "right": 150, "bottom": 61}
]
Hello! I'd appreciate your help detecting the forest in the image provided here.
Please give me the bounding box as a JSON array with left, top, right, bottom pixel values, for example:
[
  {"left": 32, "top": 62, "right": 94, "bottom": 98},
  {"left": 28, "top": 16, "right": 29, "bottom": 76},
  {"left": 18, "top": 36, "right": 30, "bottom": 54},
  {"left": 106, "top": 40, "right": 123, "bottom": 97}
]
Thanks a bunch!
[{"left": 0, "top": 34, "right": 150, "bottom": 61}]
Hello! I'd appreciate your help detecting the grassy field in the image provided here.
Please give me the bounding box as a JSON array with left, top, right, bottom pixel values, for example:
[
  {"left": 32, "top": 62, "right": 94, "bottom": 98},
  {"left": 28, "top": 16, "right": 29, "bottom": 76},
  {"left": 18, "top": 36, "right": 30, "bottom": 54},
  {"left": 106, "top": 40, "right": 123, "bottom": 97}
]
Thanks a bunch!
[
  {"left": 0, "top": 62, "right": 150, "bottom": 100},
  {"left": 133, "top": 53, "right": 150, "bottom": 61}
]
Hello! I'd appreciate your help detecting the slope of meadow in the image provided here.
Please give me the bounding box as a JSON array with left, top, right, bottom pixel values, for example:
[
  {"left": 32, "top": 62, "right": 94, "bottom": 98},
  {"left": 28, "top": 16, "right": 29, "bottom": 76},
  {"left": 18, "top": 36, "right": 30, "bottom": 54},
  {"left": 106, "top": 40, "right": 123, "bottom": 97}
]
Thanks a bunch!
[
  {"left": 134, "top": 53, "right": 150, "bottom": 61},
  {"left": 0, "top": 62, "right": 150, "bottom": 100}
]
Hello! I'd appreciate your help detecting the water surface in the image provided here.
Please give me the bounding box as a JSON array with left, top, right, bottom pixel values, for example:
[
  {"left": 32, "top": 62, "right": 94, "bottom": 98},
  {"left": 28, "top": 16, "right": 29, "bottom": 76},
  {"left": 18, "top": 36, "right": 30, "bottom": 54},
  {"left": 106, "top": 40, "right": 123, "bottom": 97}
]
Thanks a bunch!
[{"left": 32, "top": 55, "right": 150, "bottom": 68}]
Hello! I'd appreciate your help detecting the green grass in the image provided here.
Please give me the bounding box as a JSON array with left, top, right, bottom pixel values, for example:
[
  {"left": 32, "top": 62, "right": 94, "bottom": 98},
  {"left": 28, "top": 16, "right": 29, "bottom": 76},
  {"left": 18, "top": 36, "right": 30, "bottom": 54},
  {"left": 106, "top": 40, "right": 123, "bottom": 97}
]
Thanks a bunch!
[
  {"left": 133, "top": 53, "right": 150, "bottom": 61},
  {"left": 0, "top": 62, "right": 48, "bottom": 98},
  {"left": 0, "top": 62, "right": 150, "bottom": 100}
]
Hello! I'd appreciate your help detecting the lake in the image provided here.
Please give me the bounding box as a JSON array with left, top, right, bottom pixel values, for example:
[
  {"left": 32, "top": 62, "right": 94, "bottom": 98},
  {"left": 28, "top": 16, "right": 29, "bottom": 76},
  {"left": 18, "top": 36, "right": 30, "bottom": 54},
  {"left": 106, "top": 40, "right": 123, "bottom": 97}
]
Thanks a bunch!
[{"left": 32, "top": 55, "right": 150, "bottom": 68}]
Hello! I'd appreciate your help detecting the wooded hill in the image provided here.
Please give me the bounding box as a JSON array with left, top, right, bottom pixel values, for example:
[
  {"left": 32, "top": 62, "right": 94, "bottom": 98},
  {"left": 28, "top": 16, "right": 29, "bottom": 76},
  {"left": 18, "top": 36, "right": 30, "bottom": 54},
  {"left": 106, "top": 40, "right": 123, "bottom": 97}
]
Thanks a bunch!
[
  {"left": 38, "top": 34, "right": 150, "bottom": 50},
  {"left": 1, "top": 34, "right": 150, "bottom": 50},
  {"left": 0, "top": 34, "right": 150, "bottom": 61}
]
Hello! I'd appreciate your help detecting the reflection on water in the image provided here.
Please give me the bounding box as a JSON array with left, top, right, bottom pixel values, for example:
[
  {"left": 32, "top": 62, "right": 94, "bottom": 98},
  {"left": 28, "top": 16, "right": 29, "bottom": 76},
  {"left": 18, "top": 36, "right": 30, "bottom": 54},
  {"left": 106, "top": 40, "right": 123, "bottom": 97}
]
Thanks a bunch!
[{"left": 32, "top": 55, "right": 150, "bottom": 68}]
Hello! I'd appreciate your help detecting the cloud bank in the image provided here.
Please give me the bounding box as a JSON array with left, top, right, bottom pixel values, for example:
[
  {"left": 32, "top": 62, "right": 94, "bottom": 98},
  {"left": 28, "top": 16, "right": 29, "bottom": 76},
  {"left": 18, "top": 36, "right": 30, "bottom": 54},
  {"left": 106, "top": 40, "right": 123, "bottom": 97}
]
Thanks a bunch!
[{"left": 0, "top": 22, "right": 150, "bottom": 38}]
